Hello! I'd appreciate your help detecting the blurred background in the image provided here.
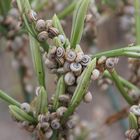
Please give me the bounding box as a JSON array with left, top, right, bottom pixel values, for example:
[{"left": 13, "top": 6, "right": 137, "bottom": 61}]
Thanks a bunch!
[{"left": 0, "top": 0, "right": 136, "bottom": 139}]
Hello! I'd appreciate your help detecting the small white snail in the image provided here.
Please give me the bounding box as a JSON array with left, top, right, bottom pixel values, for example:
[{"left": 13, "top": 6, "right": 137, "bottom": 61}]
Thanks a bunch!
[
  {"left": 70, "top": 62, "right": 82, "bottom": 76},
  {"left": 64, "top": 72, "right": 76, "bottom": 86},
  {"left": 21, "top": 102, "right": 31, "bottom": 113},
  {"left": 56, "top": 106, "right": 67, "bottom": 117}
]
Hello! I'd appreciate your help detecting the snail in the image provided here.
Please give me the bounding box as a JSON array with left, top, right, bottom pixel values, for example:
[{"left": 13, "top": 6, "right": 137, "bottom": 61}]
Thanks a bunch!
[
  {"left": 75, "top": 52, "right": 84, "bottom": 63},
  {"left": 58, "top": 34, "right": 66, "bottom": 45},
  {"left": 59, "top": 94, "right": 70, "bottom": 103},
  {"left": 91, "top": 69, "right": 100, "bottom": 80},
  {"left": 125, "top": 129, "right": 139, "bottom": 140},
  {"left": 81, "top": 55, "right": 91, "bottom": 66},
  {"left": 51, "top": 119, "right": 61, "bottom": 129},
  {"left": 56, "top": 57, "right": 65, "bottom": 66},
  {"left": 45, "top": 128, "right": 53, "bottom": 139},
  {"left": 36, "top": 19, "right": 46, "bottom": 32},
  {"left": 56, "top": 47, "right": 65, "bottom": 58},
  {"left": 64, "top": 72, "right": 76, "bottom": 86},
  {"left": 83, "top": 91, "right": 93, "bottom": 103},
  {"left": 97, "top": 56, "right": 107, "bottom": 65},
  {"left": 38, "top": 31, "right": 48, "bottom": 42},
  {"left": 130, "top": 105, "right": 140, "bottom": 116},
  {"left": 63, "top": 61, "right": 70, "bottom": 72},
  {"left": 21, "top": 102, "right": 31, "bottom": 113},
  {"left": 65, "top": 49, "right": 77, "bottom": 62},
  {"left": 105, "top": 57, "right": 118, "bottom": 70},
  {"left": 49, "top": 46, "right": 57, "bottom": 55},
  {"left": 50, "top": 112, "right": 57, "bottom": 121},
  {"left": 46, "top": 20, "right": 53, "bottom": 30},
  {"left": 48, "top": 27, "right": 59, "bottom": 39},
  {"left": 45, "top": 58, "right": 57, "bottom": 69},
  {"left": 70, "top": 62, "right": 82, "bottom": 76},
  {"left": 57, "top": 67, "right": 65, "bottom": 74},
  {"left": 38, "top": 114, "right": 50, "bottom": 123},
  {"left": 28, "top": 10, "right": 38, "bottom": 22},
  {"left": 56, "top": 106, "right": 67, "bottom": 117}
]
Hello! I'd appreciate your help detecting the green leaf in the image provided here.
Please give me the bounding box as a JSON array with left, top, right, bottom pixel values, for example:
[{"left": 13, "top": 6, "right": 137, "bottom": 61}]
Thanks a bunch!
[
  {"left": 0, "top": 90, "right": 20, "bottom": 107},
  {"left": 70, "top": 0, "right": 90, "bottom": 49},
  {"left": 128, "top": 112, "right": 138, "bottom": 129},
  {"left": 9, "top": 105, "right": 36, "bottom": 123},
  {"left": 35, "top": 86, "right": 48, "bottom": 115},
  {"left": 52, "top": 14, "right": 65, "bottom": 36},
  {"left": 63, "top": 58, "right": 96, "bottom": 120},
  {"left": 53, "top": 76, "right": 65, "bottom": 110},
  {"left": 29, "top": 35, "right": 46, "bottom": 88}
]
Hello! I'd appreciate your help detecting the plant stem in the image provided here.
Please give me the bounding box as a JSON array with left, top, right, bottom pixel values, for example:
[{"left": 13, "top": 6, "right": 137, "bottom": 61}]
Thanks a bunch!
[
  {"left": 29, "top": 35, "right": 46, "bottom": 88},
  {"left": 16, "top": 0, "right": 49, "bottom": 52},
  {"left": 109, "top": 69, "right": 134, "bottom": 105},
  {"left": 92, "top": 46, "right": 140, "bottom": 58},
  {"left": 58, "top": 1, "right": 76, "bottom": 19},
  {"left": 104, "top": 70, "right": 140, "bottom": 91},
  {"left": 134, "top": 0, "right": 140, "bottom": 45},
  {"left": 0, "top": 90, "right": 20, "bottom": 107}
]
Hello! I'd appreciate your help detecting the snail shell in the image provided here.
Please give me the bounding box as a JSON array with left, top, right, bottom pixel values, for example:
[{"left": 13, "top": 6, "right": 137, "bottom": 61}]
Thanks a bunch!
[
  {"left": 70, "top": 62, "right": 82, "bottom": 76},
  {"left": 50, "top": 112, "right": 57, "bottom": 121},
  {"left": 57, "top": 67, "right": 65, "bottom": 74},
  {"left": 105, "top": 57, "right": 118, "bottom": 70},
  {"left": 66, "top": 118, "right": 77, "bottom": 129},
  {"left": 36, "top": 19, "right": 46, "bottom": 32},
  {"left": 45, "top": 128, "right": 53, "bottom": 139},
  {"left": 46, "top": 20, "right": 53, "bottom": 30},
  {"left": 21, "top": 102, "right": 31, "bottom": 113},
  {"left": 97, "top": 56, "right": 107, "bottom": 65},
  {"left": 59, "top": 94, "right": 70, "bottom": 103},
  {"left": 64, "top": 72, "right": 76, "bottom": 86},
  {"left": 125, "top": 129, "right": 139, "bottom": 140},
  {"left": 81, "top": 55, "right": 91, "bottom": 66},
  {"left": 63, "top": 61, "right": 70, "bottom": 72},
  {"left": 83, "top": 91, "right": 93, "bottom": 103},
  {"left": 45, "top": 58, "right": 57, "bottom": 69},
  {"left": 51, "top": 119, "right": 60, "bottom": 130},
  {"left": 130, "top": 105, "right": 140, "bottom": 116},
  {"left": 56, "top": 47, "right": 65, "bottom": 58},
  {"left": 56, "top": 106, "right": 67, "bottom": 117},
  {"left": 38, "top": 31, "right": 48, "bottom": 42},
  {"left": 91, "top": 69, "right": 100, "bottom": 80},
  {"left": 76, "top": 75, "right": 82, "bottom": 85},
  {"left": 65, "top": 49, "right": 77, "bottom": 62},
  {"left": 56, "top": 57, "right": 65, "bottom": 66},
  {"left": 49, "top": 46, "right": 57, "bottom": 55},
  {"left": 28, "top": 10, "right": 38, "bottom": 22},
  {"left": 75, "top": 52, "right": 84, "bottom": 63},
  {"left": 48, "top": 27, "right": 59, "bottom": 39},
  {"left": 38, "top": 114, "right": 50, "bottom": 123},
  {"left": 58, "top": 34, "right": 66, "bottom": 45}
]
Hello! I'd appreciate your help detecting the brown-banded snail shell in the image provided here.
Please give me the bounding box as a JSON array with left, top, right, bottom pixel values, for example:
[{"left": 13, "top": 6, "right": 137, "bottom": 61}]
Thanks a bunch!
[
  {"left": 64, "top": 72, "right": 76, "bottom": 86},
  {"left": 65, "top": 50, "right": 77, "bottom": 62},
  {"left": 36, "top": 19, "right": 46, "bottom": 32},
  {"left": 51, "top": 119, "right": 61, "bottom": 130},
  {"left": 56, "top": 47, "right": 65, "bottom": 58},
  {"left": 81, "top": 55, "right": 91, "bottom": 66},
  {"left": 70, "top": 62, "right": 82, "bottom": 76},
  {"left": 59, "top": 94, "right": 70, "bottom": 103},
  {"left": 21, "top": 102, "right": 31, "bottom": 113},
  {"left": 91, "top": 69, "right": 100, "bottom": 80},
  {"left": 45, "top": 58, "right": 57, "bottom": 69},
  {"left": 125, "top": 129, "right": 139, "bottom": 140},
  {"left": 28, "top": 10, "right": 38, "bottom": 22},
  {"left": 48, "top": 27, "right": 59, "bottom": 39},
  {"left": 83, "top": 91, "right": 93, "bottom": 103},
  {"left": 45, "top": 128, "right": 53, "bottom": 139},
  {"left": 56, "top": 106, "right": 67, "bottom": 117},
  {"left": 38, "top": 31, "right": 48, "bottom": 42},
  {"left": 63, "top": 61, "right": 70, "bottom": 72},
  {"left": 56, "top": 57, "right": 65, "bottom": 66}
]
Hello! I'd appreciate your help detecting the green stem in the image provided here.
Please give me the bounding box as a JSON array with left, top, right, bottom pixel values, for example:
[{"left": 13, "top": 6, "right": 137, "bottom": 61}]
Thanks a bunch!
[
  {"left": 92, "top": 46, "right": 140, "bottom": 58},
  {"left": 58, "top": 1, "right": 76, "bottom": 19},
  {"left": 109, "top": 69, "right": 134, "bottom": 105},
  {"left": 104, "top": 70, "right": 140, "bottom": 91},
  {"left": 134, "top": 0, "right": 140, "bottom": 45},
  {"left": 0, "top": 90, "right": 20, "bottom": 107},
  {"left": 29, "top": 35, "right": 46, "bottom": 88}
]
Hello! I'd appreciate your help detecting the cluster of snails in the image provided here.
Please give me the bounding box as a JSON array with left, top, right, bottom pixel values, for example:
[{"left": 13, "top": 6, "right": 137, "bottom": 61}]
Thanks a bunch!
[
  {"left": 118, "top": 0, "right": 135, "bottom": 44},
  {"left": 125, "top": 104, "right": 140, "bottom": 140}
]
